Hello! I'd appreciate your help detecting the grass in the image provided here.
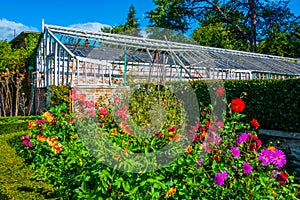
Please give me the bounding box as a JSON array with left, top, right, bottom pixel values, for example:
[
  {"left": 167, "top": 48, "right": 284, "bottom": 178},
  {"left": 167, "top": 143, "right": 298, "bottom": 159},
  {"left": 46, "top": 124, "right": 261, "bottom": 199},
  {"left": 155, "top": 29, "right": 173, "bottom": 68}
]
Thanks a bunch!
[{"left": 0, "top": 130, "right": 57, "bottom": 200}]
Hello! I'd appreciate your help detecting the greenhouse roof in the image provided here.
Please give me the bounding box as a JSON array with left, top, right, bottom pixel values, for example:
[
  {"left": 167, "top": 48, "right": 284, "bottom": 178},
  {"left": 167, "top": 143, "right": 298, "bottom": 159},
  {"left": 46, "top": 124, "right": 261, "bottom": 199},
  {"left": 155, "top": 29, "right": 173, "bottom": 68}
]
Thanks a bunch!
[{"left": 43, "top": 23, "right": 300, "bottom": 75}]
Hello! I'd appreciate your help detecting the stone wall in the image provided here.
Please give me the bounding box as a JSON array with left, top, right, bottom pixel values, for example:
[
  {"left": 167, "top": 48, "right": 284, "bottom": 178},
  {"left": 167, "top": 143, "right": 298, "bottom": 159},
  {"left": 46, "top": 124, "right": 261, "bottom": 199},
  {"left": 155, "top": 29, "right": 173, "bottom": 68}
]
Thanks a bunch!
[
  {"left": 34, "top": 85, "right": 128, "bottom": 113},
  {"left": 259, "top": 129, "right": 300, "bottom": 177},
  {"left": 75, "top": 87, "right": 116, "bottom": 102}
]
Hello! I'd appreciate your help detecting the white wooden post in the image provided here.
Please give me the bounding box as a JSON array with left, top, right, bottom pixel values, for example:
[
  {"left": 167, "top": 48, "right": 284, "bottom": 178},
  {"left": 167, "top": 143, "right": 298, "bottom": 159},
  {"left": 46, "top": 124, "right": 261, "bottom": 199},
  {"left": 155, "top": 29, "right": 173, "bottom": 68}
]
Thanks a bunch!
[{"left": 54, "top": 42, "right": 58, "bottom": 85}]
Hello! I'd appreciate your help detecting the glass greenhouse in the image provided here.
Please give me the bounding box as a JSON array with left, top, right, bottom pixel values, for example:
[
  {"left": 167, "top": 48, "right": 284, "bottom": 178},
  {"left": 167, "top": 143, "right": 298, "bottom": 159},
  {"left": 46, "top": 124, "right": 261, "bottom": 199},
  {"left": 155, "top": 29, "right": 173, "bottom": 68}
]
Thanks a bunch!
[{"left": 36, "top": 21, "right": 300, "bottom": 88}]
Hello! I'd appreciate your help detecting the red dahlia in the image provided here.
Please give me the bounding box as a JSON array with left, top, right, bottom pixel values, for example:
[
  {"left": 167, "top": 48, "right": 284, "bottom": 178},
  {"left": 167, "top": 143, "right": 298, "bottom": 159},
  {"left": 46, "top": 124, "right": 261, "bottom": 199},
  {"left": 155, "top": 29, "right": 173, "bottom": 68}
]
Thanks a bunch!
[
  {"left": 231, "top": 98, "right": 245, "bottom": 113},
  {"left": 278, "top": 171, "right": 288, "bottom": 185},
  {"left": 250, "top": 118, "right": 260, "bottom": 129}
]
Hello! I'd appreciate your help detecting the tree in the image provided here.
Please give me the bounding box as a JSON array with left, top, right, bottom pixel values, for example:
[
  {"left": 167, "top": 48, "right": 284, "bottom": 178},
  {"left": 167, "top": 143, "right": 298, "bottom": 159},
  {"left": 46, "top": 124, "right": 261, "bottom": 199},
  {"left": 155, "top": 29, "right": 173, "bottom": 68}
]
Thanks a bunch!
[
  {"left": 0, "top": 33, "right": 41, "bottom": 116},
  {"left": 257, "top": 23, "right": 300, "bottom": 57},
  {"left": 147, "top": 0, "right": 300, "bottom": 55},
  {"left": 101, "top": 24, "right": 125, "bottom": 34},
  {"left": 101, "top": 4, "right": 139, "bottom": 34},
  {"left": 255, "top": 2, "right": 300, "bottom": 57},
  {"left": 192, "top": 22, "right": 249, "bottom": 51},
  {"left": 190, "top": 0, "right": 299, "bottom": 52},
  {"left": 0, "top": 33, "right": 40, "bottom": 72},
  {"left": 124, "top": 4, "right": 139, "bottom": 31},
  {"left": 145, "top": 0, "right": 193, "bottom": 33}
]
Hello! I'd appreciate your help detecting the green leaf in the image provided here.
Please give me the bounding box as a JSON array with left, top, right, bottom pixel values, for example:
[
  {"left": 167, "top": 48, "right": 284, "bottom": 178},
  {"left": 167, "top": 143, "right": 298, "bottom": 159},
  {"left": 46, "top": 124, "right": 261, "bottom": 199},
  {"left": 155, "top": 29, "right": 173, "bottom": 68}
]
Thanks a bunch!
[{"left": 122, "top": 181, "right": 130, "bottom": 192}]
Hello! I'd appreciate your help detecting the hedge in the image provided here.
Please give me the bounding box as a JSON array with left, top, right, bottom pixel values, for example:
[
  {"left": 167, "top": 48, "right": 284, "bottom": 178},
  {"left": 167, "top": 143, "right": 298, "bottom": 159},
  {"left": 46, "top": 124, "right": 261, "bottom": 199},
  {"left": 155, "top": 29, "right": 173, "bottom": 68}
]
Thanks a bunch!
[
  {"left": 47, "top": 78, "right": 300, "bottom": 133},
  {"left": 191, "top": 78, "right": 300, "bottom": 132},
  {"left": 0, "top": 116, "right": 39, "bottom": 135}
]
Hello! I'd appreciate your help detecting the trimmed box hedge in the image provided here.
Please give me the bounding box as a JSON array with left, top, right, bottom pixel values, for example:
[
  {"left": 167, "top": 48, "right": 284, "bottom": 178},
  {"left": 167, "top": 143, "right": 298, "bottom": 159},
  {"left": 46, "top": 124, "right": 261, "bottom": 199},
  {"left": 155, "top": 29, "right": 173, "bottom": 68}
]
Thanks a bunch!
[{"left": 0, "top": 116, "right": 39, "bottom": 135}]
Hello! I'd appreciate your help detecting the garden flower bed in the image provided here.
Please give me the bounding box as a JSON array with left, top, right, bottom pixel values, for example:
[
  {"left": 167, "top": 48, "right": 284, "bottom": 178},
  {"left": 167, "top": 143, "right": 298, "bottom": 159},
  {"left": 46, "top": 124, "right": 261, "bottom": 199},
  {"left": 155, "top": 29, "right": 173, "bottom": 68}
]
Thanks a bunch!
[{"left": 17, "top": 85, "right": 300, "bottom": 199}]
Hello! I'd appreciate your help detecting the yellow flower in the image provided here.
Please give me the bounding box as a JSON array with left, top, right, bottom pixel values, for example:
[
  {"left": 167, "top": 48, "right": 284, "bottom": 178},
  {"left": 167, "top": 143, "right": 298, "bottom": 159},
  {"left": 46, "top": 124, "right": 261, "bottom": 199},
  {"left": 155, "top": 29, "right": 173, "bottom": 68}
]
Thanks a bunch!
[
  {"left": 268, "top": 146, "right": 276, "bottom": 152},
  {"left": 47, "top": 136, "right": 58, "bottom": 146},
  {"left": 165, "top": 186, "right": 176, "bottom": 197},
  {"left": 111, "top": 129, "right": 118, "bottom": 136},
  {"left": 138, "top": 171, "right": 143, "bottom": 176},
  {"left": 174, "top": 134, "right": 181, "bottom": 142},
  {"left": 28, "top": 120, "right": 36, "bottom": 129},
  {"left": 52, "top": 143, "right": 62, "bottom": 154},
  {"left": 114, "top": 155, "right": 120, "bottom": 162},
  {"left": 71, "top": 134, "right": 78, "bottom": 139},
  {"left": 186, "top": 146, "right": 192, "bottom": 155},
  {"left": 37, "top": 134, "right": 47, "bottom": 142},
  {"left": 200, "top": 131, "right": 207, "bottom": 141},
  {"left": 43, "top": 111, "right": 54, "bottom": 123}
]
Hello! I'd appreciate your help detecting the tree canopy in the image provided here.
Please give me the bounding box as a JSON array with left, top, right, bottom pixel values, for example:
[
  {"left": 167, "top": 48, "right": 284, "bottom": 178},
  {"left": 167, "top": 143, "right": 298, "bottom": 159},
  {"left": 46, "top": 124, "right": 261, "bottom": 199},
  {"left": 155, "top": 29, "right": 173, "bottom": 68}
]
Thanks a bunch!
[
  {"left": 101, "top": 4, "right": 140, "bottom": 34},
  {"left": 145, "top": 0, "right": 193, "bottom": 33},
  {"left": 0, "top": 33, "right": 40, "bottom": 73},
  {"left": 146, "top": 0, "right": 300, "bottom": 57}
]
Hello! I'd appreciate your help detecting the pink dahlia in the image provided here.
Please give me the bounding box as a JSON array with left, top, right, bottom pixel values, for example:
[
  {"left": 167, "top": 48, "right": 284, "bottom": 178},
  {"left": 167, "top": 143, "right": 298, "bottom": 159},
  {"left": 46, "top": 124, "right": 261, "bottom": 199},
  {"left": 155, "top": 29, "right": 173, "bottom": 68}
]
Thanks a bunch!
[
  {"left": 270, "top": 149, "right": 287, "bottom": 168},
  {"left": 214, "top": 171, "right": 228, "bottom": 186},
  {"left": 236, "top": 133, "right": 249, "bottom": 145},
  {"left": 258, "top": 149, "right": 272, "bottom": 166},
  {"left": 231, "top": 146, "right": 240, "bottom": 158},
  {"left": 242, "top": 162, "right": 253, "bottom": 174}
]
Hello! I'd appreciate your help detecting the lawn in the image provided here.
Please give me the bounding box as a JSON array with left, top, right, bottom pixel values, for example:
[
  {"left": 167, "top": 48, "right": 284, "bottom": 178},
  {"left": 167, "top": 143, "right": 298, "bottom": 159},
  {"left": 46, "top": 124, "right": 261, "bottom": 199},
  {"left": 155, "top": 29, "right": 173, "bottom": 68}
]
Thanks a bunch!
[{"left": 0, "top": 130, "right": 57, "bottom": 200}]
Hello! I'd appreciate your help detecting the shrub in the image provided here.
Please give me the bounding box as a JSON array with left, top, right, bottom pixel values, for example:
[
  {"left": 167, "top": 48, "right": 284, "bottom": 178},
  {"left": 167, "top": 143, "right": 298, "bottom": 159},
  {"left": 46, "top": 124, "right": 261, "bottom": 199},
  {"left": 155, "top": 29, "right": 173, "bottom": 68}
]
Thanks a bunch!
[
  {"left": 46, "top": 85, "right": 71, "bottom": 111},
  {"left": 0, "top": 116, "right": 39, "bottom": 135}
]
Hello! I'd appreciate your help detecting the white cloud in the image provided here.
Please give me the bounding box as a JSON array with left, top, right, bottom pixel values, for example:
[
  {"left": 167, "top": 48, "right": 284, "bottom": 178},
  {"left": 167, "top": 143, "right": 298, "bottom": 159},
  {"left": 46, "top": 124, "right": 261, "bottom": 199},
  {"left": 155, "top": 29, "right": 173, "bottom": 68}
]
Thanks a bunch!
[
  {"left": 0, "top": 18, "right": 39, "bottom": 41},
  {"left": 68, "top": 22, "right": 111, "bottom": 32}
]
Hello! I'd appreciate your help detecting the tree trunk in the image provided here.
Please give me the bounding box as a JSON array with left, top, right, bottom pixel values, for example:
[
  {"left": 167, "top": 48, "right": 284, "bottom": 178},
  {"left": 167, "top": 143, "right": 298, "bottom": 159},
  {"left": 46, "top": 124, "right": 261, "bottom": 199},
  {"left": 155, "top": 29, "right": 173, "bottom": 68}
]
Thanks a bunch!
[{"left": 248, "top": 0, "right": 257, "bottom": 52}]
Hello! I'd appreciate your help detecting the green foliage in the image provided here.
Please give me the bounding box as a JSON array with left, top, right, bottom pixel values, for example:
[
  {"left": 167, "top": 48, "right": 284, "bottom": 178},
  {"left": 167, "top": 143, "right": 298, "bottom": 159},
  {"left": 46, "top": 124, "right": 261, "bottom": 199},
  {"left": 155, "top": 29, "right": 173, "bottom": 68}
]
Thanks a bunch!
[
  {"left": 0, "top": 41, "right": 13, "bottom": 72},
  {"left": 0, "top": 116, "right": 38, "bottom": 135},
  {"left": 0, "top": 33, "right": 41, "bottom": 73},
  {"left": 257, "top": 24, "right": 300, "bottom": 57},
  {"left": 0, "top": 33, "right": 41, "bottom": 116},
  {"left": 145, "top": 0, "right": 193, "bottom": 33},
  {"left": 17, "top": 85, "right": 300, "bottom": 199},
  {"left": 145, "top": 26, "right": 195, "bottom": 44},
  {"left": 192, "top": 22, "right": 249, "bottom": 51},
  {"left": 191, "top": 78, "right": 300, "bottom": 132},
  {"left": 46, "top": 85, "right": 71, "bottom": 111},
  {"left": 124, "top": 4, "right": 139, "bottom": 31},
  {"left": 147, "top": 0, "right": 300, "bottom": 55},
  {"left": 101, "top": 24, "right": 126, "bottom": 34}
]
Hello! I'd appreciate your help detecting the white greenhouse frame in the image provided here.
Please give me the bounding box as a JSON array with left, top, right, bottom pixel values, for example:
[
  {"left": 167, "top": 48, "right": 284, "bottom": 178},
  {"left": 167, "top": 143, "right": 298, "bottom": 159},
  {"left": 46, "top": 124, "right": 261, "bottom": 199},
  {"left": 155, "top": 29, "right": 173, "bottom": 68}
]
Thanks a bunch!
[{"left": 36, "top": 20, "right": 300, "bottom": 89}]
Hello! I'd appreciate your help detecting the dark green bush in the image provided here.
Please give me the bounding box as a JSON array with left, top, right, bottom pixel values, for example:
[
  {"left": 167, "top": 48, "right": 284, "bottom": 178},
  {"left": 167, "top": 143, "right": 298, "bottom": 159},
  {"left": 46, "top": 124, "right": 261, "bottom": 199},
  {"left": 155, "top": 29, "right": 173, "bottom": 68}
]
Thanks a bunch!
[
  {"left": 46, "top": 85, "right": 71, "bottom": 111},
  {"left": 191, "top": 78, "right": 300, "bottom": 132}
]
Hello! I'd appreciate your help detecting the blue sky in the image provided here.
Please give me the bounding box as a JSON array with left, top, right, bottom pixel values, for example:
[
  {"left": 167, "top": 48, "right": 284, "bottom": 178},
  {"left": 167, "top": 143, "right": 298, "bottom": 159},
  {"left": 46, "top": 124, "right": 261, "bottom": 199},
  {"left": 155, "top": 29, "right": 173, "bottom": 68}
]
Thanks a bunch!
[{"left": 0, "top": 0, "right": 299, "bottom": 41}]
